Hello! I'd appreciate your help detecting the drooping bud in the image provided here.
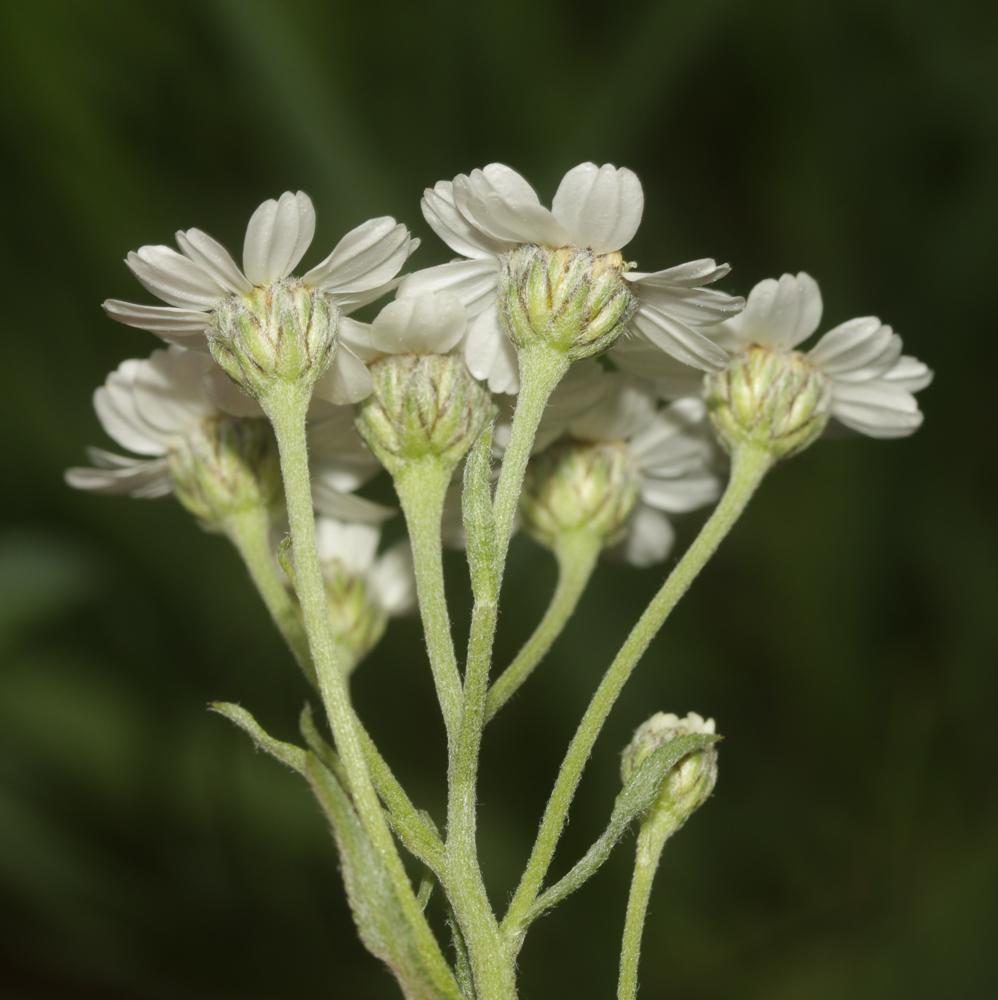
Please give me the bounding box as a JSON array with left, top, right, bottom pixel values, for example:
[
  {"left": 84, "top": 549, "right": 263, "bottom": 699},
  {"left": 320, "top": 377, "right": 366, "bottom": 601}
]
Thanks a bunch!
[
  {"left": 355, "top": 354, "right": 494, "bottom": 477},
  {"left": 622, "top": 712, "right": 718, "bottom": 834},
  {"left": 520, "top": 440, "right": 638, "bottom": 549},
  {"left": 168, "top": 416, "right": 281, "bottom": 529},
  {"left": 321, "top": 563, "right": 388, "bottom": 671},
  {"left": 704, "top": 345, "right": 831, "bottom": 460},
  {"left": 499, "top": 245, "right": 637, "bottom": 360},
  {"left": 208, "top": 280, "right": 338, "bottom": 400}
]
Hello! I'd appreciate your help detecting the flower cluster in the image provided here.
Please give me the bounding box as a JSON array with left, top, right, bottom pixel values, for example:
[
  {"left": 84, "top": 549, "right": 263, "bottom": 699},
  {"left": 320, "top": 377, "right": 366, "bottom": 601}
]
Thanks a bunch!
[{"left": 67, "top": 163, "right": 934, "bottom": 1000}]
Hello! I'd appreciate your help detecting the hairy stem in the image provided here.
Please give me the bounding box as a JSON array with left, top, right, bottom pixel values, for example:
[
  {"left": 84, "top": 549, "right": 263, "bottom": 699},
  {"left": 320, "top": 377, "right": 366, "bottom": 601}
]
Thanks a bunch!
[
  {"left": 394, "top": 458, "right": 464, "bottom": 743},
  {"left": 262, "top": 381, "right": 460, "bottom": 999},
  {"left": 491, "top": 343, "right": 570, "bottom": 571},
  {"left": 617, "top": 824, "right": 667, "bottom": 1000},
  {"left": 486, "top": 531, "right": 600, "bottom": 722},
  {"left": 502, "top": 445, "right": 772, "bottom": 945}
]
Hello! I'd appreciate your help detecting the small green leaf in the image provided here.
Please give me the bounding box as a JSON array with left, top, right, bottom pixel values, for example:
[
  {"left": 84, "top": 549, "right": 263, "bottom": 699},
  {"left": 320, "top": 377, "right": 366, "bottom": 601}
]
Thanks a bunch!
[{"left": 209, "top": 702, "right": 307, "bottom": 776}]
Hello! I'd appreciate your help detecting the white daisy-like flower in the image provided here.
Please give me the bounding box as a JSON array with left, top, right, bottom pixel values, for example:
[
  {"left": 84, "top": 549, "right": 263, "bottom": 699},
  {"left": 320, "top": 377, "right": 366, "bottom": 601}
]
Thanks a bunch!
[
  {"left": 522, "top": 371, "right": 721, "bottom": 567},
  {"left": 66, "top": 347, "right": 388, "bottom": 522},
  {"left": 315, "top": 517, "right": 416, "bottom": 665},
  {"left": 711, "top": 272, "right": 933, "bottom": 439},
  {"left": 401, "top": 163, "right": 743, "bottom": 393},
  {"left": 103, "top": 191, "right": 419, "bottom": 404}
]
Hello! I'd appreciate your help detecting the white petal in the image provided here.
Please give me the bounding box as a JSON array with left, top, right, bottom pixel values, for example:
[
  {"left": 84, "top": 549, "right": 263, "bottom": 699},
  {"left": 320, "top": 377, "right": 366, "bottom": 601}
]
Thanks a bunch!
[
  {"left": 312, "top": 346, "right": 373, "bottom": 405},
  {"left": 610, "top": 339, "right": 706, "bottom": 399},
  {"left": 175, "top": 228, "right": 251, "bottom": 293},
  {"left": 422, "top": 180, "right": 510, "bottom": 259},
  {"left": 312, "top": 482, "right": 394, "bottom": 523},
  {"left": 334, "top": 275, "right": 407, "bottom": 315},
  {"left": 369, "top": 292, "right": 467, "bottom": 355},
  {"left": 808, "top": 317, "right": 899, "bottom": 378},
  {"left": 463, "top": 306, "right": 519, "bottom": 393},
  {"left": 631, "top": 303, "right": 729, "bottom": 371},
  {"left": 628, "top": 259, "right": 732, "bottom": 288},
  {"left": 570, "top": 374, "right": 657, "bottom": 442},
  {"left": 65, "top": 455, "right": 172, "bottom": 497},
  {"left": 884, "top": 354, "right": 934, "bottom": 393},
  {"left": 130, "top": 348, "right": 215, "bottom": 437},
  {"left": 336, "top": 316, "right": 380, "bottom": 362},
  {"left": 370, "top": 543, "right": 416, "bottom": 615},
  {"left": 94, "top": 360, "right": 172, "bottom": 456},
  {"left": 453, "top": 164, "right": 570, "bottom": 247},
  {"left": 618, "top": 505, "right": 675, "bottom": 567},
  {"left": 639, "top": 471, "right": 721, "bottom": 513},
  {"left": 551, "top": 163, "right": 644, "bottom": 253},
  {"left": 203, "top": 368, "right": 264, "bottom": 417},
  {"left": 830, "top": 380, "right": 924, "bottom": 438},
  {"left": 315, "top": 518, "right": 380, "bottom": 572},
  {"left": 629, "top": 413, "right": 711, "bottom": 473},
  {"left": 627, "top": 268, "right": 743, "bottom": 327},
  {"left": 242, "top": 191, "right": 316, "bottom": 284},
  {"left": 309, "top": 407, "right": 381, "bottom": 491},
  {"left": 103, "top": 300, "right": 210, "bottom": 338},
  {"left": 398, "top": 258, "right": 499, "bottom": 316},
  {"left": 720, "top": 272, "right": 823, "bottom": 349},
  {"left": 303, "top": 217, "right": 416, "bottom": 293},
  {"left": 126, "top": 245, "right": 228, "bottom": 309}
]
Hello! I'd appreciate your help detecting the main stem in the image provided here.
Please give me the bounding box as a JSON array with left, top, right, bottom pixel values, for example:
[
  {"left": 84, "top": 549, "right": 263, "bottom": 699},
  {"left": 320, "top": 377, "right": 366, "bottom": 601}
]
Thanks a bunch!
[
  {"left": 617, "top": 824, "right": 668, "bottom": 1000},
  {"left": 486, "top": 531, "right": 600, "bottom": 722},
  {"left": 502, "top": 445, "right": 772, "bottom": 943},
  {"left": 394, "top": 459, "right": 464, "bottom": 742},
  {"left": 262, "top": 381, "right": 459, "bottom": 999}
]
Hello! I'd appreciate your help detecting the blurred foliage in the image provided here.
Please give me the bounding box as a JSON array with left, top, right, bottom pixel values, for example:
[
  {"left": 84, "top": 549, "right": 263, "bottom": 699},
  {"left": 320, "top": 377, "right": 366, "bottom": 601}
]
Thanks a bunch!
[{"left": 1, "top": 0, "right": 997, "bottom": 996}]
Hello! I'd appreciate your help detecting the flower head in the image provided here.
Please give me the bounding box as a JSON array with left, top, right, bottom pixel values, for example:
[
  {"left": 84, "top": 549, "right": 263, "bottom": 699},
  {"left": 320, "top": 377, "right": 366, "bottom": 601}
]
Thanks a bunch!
[
  {"left": 402, "top": 163, "right": 742, "bottom": 392},
  {"left": 104, "top": 191, "right": 419, "bottom": 402},
  {"left": 520, "top": 368, "right": 721, "bottom": 565},
  {"left": 352, "top": 291, "right": 495, "bottom": 476},
  {"left": 315, "top": 518, "right": 415, "bottom": 667},
  {"left": 66, "top": 347, "right": 387, "bottom": 525},
  {"left": 703, "top": 272, "right": 932, "bottom": 458}
]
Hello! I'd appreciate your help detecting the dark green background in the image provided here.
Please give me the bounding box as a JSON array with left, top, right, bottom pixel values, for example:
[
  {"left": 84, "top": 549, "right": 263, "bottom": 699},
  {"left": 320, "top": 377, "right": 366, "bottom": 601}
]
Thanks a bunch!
[{"left": 2, "top": 1, "right": 996, "bottom": 997}]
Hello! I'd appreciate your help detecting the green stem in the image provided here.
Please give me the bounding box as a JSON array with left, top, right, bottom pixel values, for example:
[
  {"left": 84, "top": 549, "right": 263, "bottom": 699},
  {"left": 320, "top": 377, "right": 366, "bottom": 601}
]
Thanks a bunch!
[
  {"left": 394, "top": 458, "right": 464, "bottom": 742},
  {"left": 617, "top": 824, "right": 668, "bottom": 1000},
  {"left": 486, "top": 531, "right": 600, "bottom": 723},
  {"left": 222, "top": 503, "right": 314, "bottom": 683},
  {"left": 223, "top": 499, "right": 445, "bottom": 872},
  {"left": 261, "top": 381, "right": 460, "bottom": 1000},
  {"left": 491, "top": 343, "right": 570, "bottom": 571},
  {"left": 502, "top": 445, "right": 772, "bottom": 945}
]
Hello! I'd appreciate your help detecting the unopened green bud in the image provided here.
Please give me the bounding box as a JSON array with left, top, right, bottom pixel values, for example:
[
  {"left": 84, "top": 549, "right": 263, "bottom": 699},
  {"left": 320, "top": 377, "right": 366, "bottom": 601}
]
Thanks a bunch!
[
  {"left": 521, "top": 440, "right": 638, "bottom": 549},
  {"left": 622, "top": 712, "right": 718, "bottom": 832},
  {"left": 355, "top": 354, "right": 494, "bottom": 477},
  {"left": 322, "top": 564, "right": 388, "bottom": 671},
  {"left": 168, "top": 416, "right": 281, "bottom": 529},
  {"left": 499, "top": 245, "right": 636, "bottom": 360},
  {"left": 208, "top": 280, "right": 337, "bottom": 400},
  {"left": 704, "top": 345, "right": 830, "bottom": 460}
]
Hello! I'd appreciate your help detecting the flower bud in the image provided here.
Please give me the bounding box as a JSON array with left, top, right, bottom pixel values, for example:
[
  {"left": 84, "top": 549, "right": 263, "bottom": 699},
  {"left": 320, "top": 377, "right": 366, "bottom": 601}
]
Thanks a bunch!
[
  {"left": 168, "top": 417, "right": 281, "bottom": 528},
  {"left": 622, "top": 712, "right": 718, "bottom": 832},
  {"left": 208, "top": 280, "right": 337, "bottom": 400},
  {"left": 499, "top": 245, "right": 637, "bottom": 360},
  {"left": 520, "top": 440, "right": 638, "bottom": 549},
  {"left": 322, "top": 564, "right": 388, "bottom": 670},
  {"left": 704, "top": 345, "right": 831, "bottom": 460},
  {"left": 355, "top": 354, "right": 494, "bottom": 477}
]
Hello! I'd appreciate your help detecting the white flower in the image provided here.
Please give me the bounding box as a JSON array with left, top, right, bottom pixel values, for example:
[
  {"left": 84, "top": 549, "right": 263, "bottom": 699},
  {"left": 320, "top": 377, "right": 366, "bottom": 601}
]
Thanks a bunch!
[
  {"left": 315, "top": 518, "right": 416, "bottom": 618},
  {"left": 521, "top": 369, "right": 721, "bottom": 566},
  {"left": 103, "top": 191, "right": 419, "bottom": 403},
  {"left": 65, "top": 348, "right": 223, "bottom": 498},
  {"left": 401, "top": 163, "right": 742, "bottom": 393},
  {"left": 342, "top": 289, "right": 471, "bottom": 361},
  {"left": 66, "top": 347, "right": 389, "bottom": 522},
  {"left": 712, "top": 272, "right": 932, "bottom": 438}
]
